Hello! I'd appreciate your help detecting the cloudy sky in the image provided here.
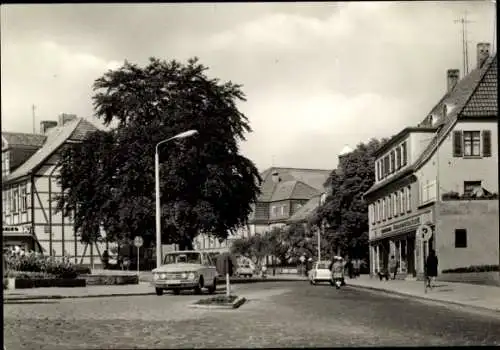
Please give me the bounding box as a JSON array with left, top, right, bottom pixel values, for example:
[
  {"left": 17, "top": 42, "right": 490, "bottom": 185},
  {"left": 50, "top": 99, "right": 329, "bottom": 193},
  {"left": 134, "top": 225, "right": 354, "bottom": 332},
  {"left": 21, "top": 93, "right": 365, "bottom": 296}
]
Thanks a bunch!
[{"left": 1, "top": 2, "right": 496, "bottom": 171}]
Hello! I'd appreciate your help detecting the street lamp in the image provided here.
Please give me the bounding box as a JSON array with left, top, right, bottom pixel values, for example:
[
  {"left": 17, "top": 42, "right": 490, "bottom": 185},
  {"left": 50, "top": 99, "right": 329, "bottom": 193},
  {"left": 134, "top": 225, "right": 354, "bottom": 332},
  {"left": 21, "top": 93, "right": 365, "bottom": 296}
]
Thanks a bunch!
[{"left": 155, "top": 129, "right": 198, "bottom": 269}]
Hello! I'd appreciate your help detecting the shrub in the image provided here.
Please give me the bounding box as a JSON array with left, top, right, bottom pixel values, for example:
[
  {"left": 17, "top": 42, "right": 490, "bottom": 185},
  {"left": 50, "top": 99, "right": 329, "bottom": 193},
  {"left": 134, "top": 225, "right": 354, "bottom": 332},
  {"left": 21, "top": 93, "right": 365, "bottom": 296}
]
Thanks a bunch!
[
  {"left": 442, "top": 265, "right": 499, "bottom": 273},
  {"left": 3, "top": 253, "right": 81, "bottom": 279}
]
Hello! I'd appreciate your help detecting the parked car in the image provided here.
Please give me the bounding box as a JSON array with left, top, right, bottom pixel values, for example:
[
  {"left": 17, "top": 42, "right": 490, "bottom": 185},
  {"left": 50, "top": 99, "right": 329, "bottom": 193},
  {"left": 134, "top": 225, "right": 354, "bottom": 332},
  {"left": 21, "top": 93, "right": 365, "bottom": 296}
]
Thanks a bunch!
[
  {"left": 308, "top": 261, "right": 333, "bottom": 285},
  {"left": 235, "top": 263, "right": 254, "bottom": 278},
  {"left": 152, "top": 251, "right": 218, "bottom": 296}
]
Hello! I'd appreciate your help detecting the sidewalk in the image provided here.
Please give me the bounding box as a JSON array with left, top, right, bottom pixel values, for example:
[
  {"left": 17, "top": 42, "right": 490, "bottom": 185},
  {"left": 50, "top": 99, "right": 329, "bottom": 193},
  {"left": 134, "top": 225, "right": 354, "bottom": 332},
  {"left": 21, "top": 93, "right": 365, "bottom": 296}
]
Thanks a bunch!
[
  {"left": 347, "top": 275, "right": 500, "bottom": 313},
  {"left": 3, "top": 275, "right": 307, "bottom": 301}
]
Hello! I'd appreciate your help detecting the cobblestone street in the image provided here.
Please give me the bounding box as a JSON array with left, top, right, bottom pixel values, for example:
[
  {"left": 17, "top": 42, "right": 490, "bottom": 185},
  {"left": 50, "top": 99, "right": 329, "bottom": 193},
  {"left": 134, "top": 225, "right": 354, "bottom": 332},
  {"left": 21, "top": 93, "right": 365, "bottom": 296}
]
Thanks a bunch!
[{"left": 4, "top": 282, "right": 500, "bottom": 348}]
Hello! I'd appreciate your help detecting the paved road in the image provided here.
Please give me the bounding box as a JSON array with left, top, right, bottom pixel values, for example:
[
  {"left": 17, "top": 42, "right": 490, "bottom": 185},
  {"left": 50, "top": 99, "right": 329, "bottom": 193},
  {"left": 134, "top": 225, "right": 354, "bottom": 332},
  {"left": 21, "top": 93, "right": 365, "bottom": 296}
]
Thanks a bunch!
[{"left": 4, "top": 282, "right": 500, "bottom": 349}]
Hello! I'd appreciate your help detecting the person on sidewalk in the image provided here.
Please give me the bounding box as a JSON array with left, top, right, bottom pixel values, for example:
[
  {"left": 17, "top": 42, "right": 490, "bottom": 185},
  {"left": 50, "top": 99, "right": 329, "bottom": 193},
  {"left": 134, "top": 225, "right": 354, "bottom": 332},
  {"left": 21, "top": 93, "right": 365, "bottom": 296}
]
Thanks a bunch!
[
  {"left": 425, "top": 249, "right": 438, "bottom": 289},
  {"left": 346, "top": 257, "right": 354, "bottom": 279},
  {"left": 389, "top": 255, "right": 398, "bottom": 280}
]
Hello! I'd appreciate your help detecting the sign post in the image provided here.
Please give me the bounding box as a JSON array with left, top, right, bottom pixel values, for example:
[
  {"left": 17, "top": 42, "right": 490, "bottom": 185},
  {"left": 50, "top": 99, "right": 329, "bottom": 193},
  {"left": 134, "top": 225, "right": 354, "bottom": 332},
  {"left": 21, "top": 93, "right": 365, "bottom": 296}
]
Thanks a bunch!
[
  {"left": 134, "top": 236, "right": 144, "bottom": 276},
  {"left": 417, "top": 225, "right": 432, "bottom": 293}
]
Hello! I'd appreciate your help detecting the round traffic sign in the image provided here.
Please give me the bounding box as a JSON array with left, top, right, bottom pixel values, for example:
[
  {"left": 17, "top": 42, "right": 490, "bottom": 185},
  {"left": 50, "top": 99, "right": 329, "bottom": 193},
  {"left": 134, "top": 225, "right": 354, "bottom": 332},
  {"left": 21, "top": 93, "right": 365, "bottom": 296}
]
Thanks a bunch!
[
  {"left": 417, "top": 224, "right": 433, "bottom": 241},
  {"left": 134, "top": 236, "right": 144, "bottom": 248}
]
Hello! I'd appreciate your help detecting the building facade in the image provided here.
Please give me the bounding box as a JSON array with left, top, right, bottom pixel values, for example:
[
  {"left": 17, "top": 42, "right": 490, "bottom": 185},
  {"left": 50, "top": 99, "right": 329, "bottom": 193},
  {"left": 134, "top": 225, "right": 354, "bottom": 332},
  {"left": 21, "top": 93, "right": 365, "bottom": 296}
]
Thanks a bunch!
[
  {"left": 364, "top": 43, "right": 498, "bottom": 278},
  {"left": 2, "top": 114, "right": 107, "bottom": 266}
]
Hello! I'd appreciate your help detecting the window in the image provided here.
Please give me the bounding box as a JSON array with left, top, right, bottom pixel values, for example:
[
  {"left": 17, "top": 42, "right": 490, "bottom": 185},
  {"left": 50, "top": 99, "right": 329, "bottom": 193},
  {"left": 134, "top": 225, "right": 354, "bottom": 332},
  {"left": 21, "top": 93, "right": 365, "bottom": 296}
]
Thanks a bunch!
[
  {"left": 390, "top": 151, "right": 395, "bottom": 174},
  {"left": 369, "top": 205, "right": 374, "bottom": 224},
  {"left": 381, "top": 198, "right": 385, "bottom": 220},
  {"left": 12, "top": 188, "right": 18, "bottom": 213},
  {"left": 388, "top": 195, "right": 392, "bottom": 219},
  {"left": 396, "top": 147, "right": 401, "bottom": 170},
  {"left": 401, "top": 142, "right": 407, "bottom": 166},
  {"left": 2, "top": 191, "right": 6, "bottom": 214},
  {"left": 380, "top": 160, "right": 384, "bottom": 179},
  {"left": 464, "top": 181, "right": 482, "bottom": 196},
  {"left": 6, "top": 190, "right": 11, "bottom": 213},
  {"left": 406, "top": 186, "right": 411, "bottom": 212},
  {"left": 271, "top": 206, "right": 277, "bottom": 218},
  {"left": 394, "top": 193, "right": 399, "bottom": 217},
  {"left": 20, "top": 185, "right": 27, "bottom": 212},
  {"left": 376, "top": 201, "right": 381, "bottom": 222},
  {"left": 384, "top": 156, "right": 390, "bottom": 177},
  {"left": 280, "top": 206, "right": 286, "bottom": 216},
  {"left": 400, "top": 189, "right": 405, "bottom": 215},
  {"left": 455, "top": 229, "right": 467, "bottom": 248},
  {"left": 463, "top": 131, "right": 481, "bottom": 156}
]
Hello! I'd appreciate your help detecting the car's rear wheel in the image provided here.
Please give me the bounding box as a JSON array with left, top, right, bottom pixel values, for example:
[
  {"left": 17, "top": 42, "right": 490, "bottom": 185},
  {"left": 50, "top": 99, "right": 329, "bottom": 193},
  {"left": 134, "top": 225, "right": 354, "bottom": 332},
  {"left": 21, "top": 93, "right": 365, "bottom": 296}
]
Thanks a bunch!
[
  {"left": 194, "top": 277, "right": 204, "bottom": 295},
  {"left": 172, "top": 289, "right": 181, "bottom": 295},
  {"left": 207, "top": 278, "right": 217, "bottom": 294},
  {"left": 155, "top": 288, "right": 164, "bottom": 296}
]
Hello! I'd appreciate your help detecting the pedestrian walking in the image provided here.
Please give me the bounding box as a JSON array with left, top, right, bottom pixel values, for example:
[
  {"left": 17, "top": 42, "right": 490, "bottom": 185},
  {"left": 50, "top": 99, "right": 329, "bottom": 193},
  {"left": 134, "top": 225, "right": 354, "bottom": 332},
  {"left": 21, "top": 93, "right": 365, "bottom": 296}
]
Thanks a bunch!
[
  {"left": 102, "top": 250, "right": 110, "bottom": 270},
  {"left": 331, "top": 256, "right": 345, "bottom": 289},
  {"left": 353, "top": 259, "right": 361, "bottom": 278},
  {"left": 389, "top": 255, "right": 398, "bottom": 280},
  {"left": 425, "top": 249, "right": 438, "bottom": 290}
]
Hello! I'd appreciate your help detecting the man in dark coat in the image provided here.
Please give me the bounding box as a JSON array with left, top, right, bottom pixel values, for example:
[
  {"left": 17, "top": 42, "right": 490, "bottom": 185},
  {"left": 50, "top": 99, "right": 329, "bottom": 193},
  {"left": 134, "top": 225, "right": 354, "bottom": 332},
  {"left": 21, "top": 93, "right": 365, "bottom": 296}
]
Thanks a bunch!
[{"left": 425, "top": 249, "right": 438, "bottom": 289}]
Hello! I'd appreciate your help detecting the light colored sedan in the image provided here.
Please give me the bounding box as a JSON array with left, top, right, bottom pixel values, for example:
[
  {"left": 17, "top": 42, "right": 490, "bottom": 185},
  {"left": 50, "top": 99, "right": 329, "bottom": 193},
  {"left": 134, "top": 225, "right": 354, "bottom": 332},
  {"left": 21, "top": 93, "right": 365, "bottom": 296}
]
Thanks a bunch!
[
  {"left": 308, "top": 261, "right": 332, "bottom": 285},
  {"left": 152, "top": 251, "right": 218, "bottom": 296}
]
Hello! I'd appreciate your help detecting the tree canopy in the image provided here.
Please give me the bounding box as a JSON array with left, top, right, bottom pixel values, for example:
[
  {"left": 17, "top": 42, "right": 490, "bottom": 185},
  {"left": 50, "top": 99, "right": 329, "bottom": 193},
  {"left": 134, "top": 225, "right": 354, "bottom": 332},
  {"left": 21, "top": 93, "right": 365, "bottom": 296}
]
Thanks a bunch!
[
  {"left": 57, "top": 57, "right": 261, "bottom": 250},
  {"left": 310, "top": 138, "right": 386, "bottom": 260}
]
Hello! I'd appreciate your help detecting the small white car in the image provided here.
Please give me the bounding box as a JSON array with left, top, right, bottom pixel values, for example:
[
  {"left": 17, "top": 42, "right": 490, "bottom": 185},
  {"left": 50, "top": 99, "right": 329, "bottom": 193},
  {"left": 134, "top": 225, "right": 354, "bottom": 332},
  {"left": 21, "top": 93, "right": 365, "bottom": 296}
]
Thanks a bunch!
[
  {"left": 308, "top": 261, "right": 332, "bottom": 285},
  {"left": 152, "top": 251, "right": 218, "bottom": 296},
  {"left": 235, "top": 263, "right": 254, "bottom": 278}
]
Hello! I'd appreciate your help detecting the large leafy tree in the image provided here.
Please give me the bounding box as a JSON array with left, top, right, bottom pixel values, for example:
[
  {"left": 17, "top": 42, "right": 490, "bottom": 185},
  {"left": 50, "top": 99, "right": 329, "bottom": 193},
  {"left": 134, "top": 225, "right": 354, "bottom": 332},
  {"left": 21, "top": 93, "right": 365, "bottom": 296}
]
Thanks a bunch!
[
  {"left": 57, "top": 57, "right": 261, "bottom": 250},
  {"left": 311, "top": 138, "right": 386, "bottom": 260}
]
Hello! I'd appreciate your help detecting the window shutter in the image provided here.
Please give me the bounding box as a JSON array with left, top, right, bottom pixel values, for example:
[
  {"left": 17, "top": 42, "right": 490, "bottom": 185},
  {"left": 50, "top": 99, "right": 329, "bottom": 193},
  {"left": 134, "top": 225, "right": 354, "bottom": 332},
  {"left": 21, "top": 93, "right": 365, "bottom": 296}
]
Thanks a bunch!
[
  {"left": 453, "top": 131, "right": 463, "bottom": 157},
  {"left": 482, "top": 130, "right": 491, "bottom": 157}
]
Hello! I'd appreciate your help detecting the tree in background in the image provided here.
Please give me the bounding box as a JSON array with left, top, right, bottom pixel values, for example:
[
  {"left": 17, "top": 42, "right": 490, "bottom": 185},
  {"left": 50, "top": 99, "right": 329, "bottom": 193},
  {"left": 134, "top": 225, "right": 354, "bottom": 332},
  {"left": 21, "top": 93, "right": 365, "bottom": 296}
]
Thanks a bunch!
[
  {"left": 57, "top": 57, "right": 261, "bottom": 250},
  {"left": 311, "top": 138, "right": 386, "bottom": 261}
]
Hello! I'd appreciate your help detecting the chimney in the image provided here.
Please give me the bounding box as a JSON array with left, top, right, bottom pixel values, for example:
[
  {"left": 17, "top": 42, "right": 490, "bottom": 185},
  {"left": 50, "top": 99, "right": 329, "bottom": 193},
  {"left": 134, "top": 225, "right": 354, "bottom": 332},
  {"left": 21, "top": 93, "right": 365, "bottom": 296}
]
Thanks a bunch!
[
  {"left": 271, "top": 170, "right": 281, "bottom": 184},
  {"left": 446, "top": 69, "right": 460, "bottom": 92},
  {"left": 58, "top": 113, "right": 77, "bottom": 126},
  {"left": 40, "top": 120, "right": 58, "bottom": 134},
  {"left": 476, "top": 42, "right": 491, "bottom": 68}
]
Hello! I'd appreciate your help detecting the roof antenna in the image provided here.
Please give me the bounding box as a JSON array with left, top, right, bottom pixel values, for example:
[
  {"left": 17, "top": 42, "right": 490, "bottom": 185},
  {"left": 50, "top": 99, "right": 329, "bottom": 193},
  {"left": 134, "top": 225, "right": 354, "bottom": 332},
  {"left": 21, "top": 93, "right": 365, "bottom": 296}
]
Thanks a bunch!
[
  {"left": 32, "top": 104, "right": 36, "bottom": 134},
  {"left": 454, "top": 9, "right": 475, "bottom": 76}
]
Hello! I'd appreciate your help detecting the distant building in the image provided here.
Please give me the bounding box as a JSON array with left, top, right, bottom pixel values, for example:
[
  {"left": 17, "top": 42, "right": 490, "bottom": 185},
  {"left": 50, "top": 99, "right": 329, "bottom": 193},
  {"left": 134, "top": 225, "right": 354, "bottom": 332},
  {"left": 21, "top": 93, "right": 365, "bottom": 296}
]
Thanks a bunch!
[
  {"left": 2, "top": 114, "right": 107, "bottom": 265},
  {"left": 194, "top": 167, "right": 331, "bottom": 253},
  {"left": 364, "top": 43, "right": 498, "bottom": 278}
]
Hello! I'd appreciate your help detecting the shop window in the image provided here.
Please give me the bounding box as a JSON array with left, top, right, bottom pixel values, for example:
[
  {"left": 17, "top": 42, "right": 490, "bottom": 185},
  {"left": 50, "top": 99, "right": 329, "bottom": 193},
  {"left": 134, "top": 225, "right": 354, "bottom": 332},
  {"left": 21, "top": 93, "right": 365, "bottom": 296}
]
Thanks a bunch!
[{"left": 455, "top": 229, "right": 467, "bottom": 248}]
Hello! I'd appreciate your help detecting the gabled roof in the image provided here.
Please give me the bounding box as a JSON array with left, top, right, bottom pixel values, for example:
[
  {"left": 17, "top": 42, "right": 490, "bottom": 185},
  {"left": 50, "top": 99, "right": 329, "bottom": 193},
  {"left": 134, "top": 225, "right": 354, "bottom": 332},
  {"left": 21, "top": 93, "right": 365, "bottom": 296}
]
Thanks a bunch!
[
  {"left": 364, "top": 54, "right": 497, "bottom": 199},
  {"left": 270, "top": 180, "right": 321, "bottom": 202},
  {"left": 257, "top": 167, "right": 331, "bottom": 202},
  {"left": 3, "top": 118, "right": 99, "bottom": 184},
  {"left": 2, "top": 132, "right": 46, "bottom": 149},
  {"left": 288, "top": 195, "right": 321, "bottom": 223}
]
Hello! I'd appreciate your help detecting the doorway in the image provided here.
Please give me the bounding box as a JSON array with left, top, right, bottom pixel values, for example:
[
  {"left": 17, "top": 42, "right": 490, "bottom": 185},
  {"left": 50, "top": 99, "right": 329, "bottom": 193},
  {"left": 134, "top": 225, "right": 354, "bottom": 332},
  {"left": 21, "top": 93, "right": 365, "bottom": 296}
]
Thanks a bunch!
[{"left": 406, "top": 236, "right": 416, "bottom": 277}]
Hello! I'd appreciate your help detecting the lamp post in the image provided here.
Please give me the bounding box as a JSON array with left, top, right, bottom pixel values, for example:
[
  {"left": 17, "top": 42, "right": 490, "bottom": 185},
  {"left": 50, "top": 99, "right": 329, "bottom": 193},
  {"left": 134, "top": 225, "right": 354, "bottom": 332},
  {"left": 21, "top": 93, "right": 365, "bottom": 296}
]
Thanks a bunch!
[{"left": 155, "top": 129, "right": 198, "bottom": 269}]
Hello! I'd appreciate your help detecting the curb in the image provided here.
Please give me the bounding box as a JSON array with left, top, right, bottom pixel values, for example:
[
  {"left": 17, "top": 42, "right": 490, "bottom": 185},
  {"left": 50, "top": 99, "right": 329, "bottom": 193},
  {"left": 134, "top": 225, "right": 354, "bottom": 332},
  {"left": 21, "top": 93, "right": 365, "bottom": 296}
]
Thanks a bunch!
[
  {"left": 4, "top": 278, "right": 306, "bottom": 302},
  {"left": 347, "top": 284, "right": 500, "bottom": 314}
]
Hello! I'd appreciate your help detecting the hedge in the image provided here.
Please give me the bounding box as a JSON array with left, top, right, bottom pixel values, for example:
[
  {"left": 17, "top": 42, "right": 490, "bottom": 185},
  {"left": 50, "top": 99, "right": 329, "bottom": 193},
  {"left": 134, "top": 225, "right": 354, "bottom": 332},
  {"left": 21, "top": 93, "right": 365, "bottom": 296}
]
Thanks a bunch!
[{"left": 442, "top": 265, "right": 499, "bottom": 273}]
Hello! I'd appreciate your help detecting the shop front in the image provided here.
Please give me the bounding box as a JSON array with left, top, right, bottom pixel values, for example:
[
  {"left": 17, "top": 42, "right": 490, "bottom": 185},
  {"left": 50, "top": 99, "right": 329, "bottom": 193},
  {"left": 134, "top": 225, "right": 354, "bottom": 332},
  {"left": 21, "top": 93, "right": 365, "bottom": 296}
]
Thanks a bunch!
[{"left": 370, "top": 210, "right": 433, "bottom": 278}]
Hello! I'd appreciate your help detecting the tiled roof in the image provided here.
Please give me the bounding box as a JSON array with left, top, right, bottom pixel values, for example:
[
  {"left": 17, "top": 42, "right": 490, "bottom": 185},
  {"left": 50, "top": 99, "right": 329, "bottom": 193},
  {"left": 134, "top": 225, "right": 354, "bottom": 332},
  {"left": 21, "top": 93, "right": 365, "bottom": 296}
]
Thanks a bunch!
[
  {"left": 287, "top": 195, "right": 321, "bottom": 223},
  {"left": 364, "top": 54, "right": 497, "bottom": 198},
  {"left": 270, "top": 180, "right": 321, "bottom": 202},
  {"left": 461, "top": 58, "right": 497, "bottom": 117},
  {"left": 3, "top": 118, "right": 99, "bottom": 184},
  {"left": 257, "top": 167, "right": 331, "bottom": 202},
  {"left": 2, "top": 132, "right": 46, "bottom": 149}
]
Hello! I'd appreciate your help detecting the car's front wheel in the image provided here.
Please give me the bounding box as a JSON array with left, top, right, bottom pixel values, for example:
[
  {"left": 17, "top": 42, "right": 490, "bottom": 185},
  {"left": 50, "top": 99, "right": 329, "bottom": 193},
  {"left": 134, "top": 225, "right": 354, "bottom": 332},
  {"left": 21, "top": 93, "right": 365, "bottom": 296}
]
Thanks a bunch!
[
  {"left": 207, "top": 278, "right": 217, "bottom": 294},
  {"left": 155, "top": 288, "right": 164, "bottom": 296}
]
